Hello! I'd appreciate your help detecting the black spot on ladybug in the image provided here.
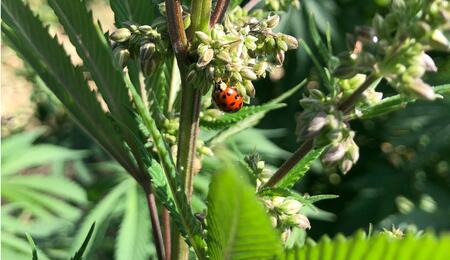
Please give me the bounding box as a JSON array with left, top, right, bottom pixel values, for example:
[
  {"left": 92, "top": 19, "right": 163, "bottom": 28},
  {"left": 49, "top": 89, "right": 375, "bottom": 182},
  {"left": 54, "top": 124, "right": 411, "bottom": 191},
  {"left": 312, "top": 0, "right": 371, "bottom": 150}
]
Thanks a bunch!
[
  {"left": 227, "top": 92, "right": 231, "bottom": 96},
  {"left": 235, "top": 95, "right": 239, "bottom": 100},
  {"left": 230, "top": 102, "right": 235, "bottom": 106},
  {"left": 222, "top": 94, "right": 226, "bottom": 99}
]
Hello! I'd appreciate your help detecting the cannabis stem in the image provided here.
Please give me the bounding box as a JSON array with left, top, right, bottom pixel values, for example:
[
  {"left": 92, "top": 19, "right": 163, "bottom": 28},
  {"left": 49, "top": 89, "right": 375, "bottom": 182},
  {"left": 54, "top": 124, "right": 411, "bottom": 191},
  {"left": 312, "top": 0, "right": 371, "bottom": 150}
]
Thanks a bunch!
[{"left": 143, "top": 186, "right": 165, "bottom": 260}]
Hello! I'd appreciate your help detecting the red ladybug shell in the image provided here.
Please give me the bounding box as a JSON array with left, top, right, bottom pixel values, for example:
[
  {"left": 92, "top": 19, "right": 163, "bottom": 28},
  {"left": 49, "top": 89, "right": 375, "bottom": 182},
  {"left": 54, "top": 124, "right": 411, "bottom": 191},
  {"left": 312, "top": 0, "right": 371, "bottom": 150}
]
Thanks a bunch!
[{"left": 212, "top": 82, "right": 243, "bottom": 113}]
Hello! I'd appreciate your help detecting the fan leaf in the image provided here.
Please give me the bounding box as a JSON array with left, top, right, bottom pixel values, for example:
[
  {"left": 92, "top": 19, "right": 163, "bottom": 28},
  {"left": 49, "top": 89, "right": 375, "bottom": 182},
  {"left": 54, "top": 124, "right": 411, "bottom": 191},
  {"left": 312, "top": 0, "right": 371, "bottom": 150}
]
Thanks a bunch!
[
  {"left": 1, "top": 0, "right": 139, "bottom": 175},
  {"left": 207, "top": 168, "right": 283, "bottom": 259},
  {"left": 110, "top": 0, "right": 157, "bottom": 27},
  {"left": 115, "top": 185, "right": 151, "bottom": 260},
  {"left": 283, "top": 231, "right": 450, "bottom": 260},
  {"left": 201, "top": 103, "right": 286, "bottom": 130}
]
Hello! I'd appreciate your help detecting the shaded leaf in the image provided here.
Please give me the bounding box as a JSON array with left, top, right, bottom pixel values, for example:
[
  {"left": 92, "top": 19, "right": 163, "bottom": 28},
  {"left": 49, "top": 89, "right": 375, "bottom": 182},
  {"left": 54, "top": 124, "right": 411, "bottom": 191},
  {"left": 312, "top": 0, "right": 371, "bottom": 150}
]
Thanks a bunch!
[
  {"left": 276, "top": 145, "right": 328, "bottom": 189},
  {"left": 1, "top": 0, "right": 138, "bottom": 175},
  {"left": 358, "top": 84, "right": 450, "bottom": 120},
  {"left": 71, "top": 223, "right": 95, "bottom": 260}
]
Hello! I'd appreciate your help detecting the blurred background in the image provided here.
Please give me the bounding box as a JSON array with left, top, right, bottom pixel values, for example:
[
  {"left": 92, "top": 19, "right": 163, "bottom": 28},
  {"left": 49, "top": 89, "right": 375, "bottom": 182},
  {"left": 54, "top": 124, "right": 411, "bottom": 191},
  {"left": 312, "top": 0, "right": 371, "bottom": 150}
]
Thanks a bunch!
[{"left": 2, "top": 0, "right": 449, "bottom": 259}]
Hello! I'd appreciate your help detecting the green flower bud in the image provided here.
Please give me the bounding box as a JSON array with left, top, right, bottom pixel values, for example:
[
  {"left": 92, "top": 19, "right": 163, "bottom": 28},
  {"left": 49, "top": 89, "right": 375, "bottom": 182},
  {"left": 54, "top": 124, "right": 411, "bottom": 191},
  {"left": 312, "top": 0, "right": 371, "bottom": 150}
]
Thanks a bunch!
[
  {"left": 240, "top": 68, "right": 258, "bottom": 80},
  {"left": 272, "top": 196, "right": 285, "bottom": 207},
  {"left": 267, "top": 15, "right": 280, "bottom": 29},
  {"left": 243, "top": 80, "right": 256, "bottom": 97},
  {"left": 113, "top": 47, "right": 130, "bottom": 69},
  {"left": 281, "top": 214, "right": 311, "bottom": 230},
  {"left": 254, "top": 62, "right": 269, "bottom": 77},
  {"left": 197, "top": 48, "right": 214, "bottom": 68},
  {"left": 232, "top": 71, "right": 243, "bottom": 82},
  {"left": 279, "top": 199, "right": 303, "bottom": 215},
  {"left": 276, "top": 38, "right": 289, "bottom": 52},
  {"left": 138, "top": 25, "right": 153, "bottom": 35},
  {"left": 244, "top": 36, "right": 258, "bottom": 50},
  {"left": 196, "top": 31, "right": 211, "bottom": 44},
  {"left": 140, "top": 42, "right": 156, "bottom": 61},
  {"left": 216, "top": 51, "right": 232, "bottom": 63},
  {"left": 110, "top": 28, "right": 131, "bottom": 43},
  {"left": 183, "top": 14, "right": 191, "bottom": 30},
  {"left": 406, "top": 63, "right": 425, "bottom": 78}
]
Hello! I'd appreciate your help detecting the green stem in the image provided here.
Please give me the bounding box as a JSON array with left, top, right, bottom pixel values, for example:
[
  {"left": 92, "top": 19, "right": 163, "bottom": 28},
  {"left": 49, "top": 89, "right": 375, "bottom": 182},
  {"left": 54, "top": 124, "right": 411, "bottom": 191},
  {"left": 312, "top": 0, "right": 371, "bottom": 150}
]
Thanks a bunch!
[{"left": 173, "top": 0, "right": 211, "bottom": 259}]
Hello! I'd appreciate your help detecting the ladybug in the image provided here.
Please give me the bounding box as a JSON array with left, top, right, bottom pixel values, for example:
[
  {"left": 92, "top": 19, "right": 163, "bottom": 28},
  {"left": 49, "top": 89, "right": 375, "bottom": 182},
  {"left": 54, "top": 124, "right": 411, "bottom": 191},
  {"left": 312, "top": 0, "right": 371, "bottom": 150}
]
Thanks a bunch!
[{"left": 212, "top": 81, "right": 244, "bottom": 113}]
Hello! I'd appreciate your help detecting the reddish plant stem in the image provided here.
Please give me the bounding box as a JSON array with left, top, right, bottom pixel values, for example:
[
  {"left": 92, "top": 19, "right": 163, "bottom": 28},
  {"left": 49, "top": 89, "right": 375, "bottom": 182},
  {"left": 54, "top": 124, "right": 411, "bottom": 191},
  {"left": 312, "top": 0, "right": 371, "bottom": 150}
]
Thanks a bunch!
[
  {"left": 165, "top": 0, "right": 188, "bottom": 62},
  {"left": 210, "top": 0, "right": 231, "bottom": 26},
  {"left": 143, "top": 186, "right": 165, "bottom": 260},
  {"left": 263, "top": 139, "right": 314, "bottom": 188},
  {"left": 162, "top": 209, "right": 171, "bottom": 260}
]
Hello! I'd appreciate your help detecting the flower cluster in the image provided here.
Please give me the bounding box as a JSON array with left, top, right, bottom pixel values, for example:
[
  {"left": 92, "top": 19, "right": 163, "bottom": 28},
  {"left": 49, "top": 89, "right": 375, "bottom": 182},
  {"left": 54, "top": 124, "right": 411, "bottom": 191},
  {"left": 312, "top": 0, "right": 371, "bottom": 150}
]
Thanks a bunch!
[
  {"left": 336, "top": 0, "right": 450, "bottom": 100},
  {"left": 193, "top": 7, "right": 298, "bottom": 101},
  {"left": 244, "top": 153, "right": 275, "bottom": 189},
  {"left": 262, "top": 196, "right": 310, "bottom": 241},
  {"left": 109, "top": 23, "right": 167, "bottom": 75},
  {"left": 296, "top": 88, "right": 360, "bottom": 174}
]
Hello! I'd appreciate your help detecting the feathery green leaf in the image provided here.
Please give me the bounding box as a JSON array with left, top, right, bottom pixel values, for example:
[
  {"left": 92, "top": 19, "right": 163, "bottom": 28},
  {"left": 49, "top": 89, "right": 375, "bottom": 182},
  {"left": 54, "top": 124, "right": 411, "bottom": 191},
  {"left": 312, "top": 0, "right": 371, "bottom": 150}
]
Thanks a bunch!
[
  {"left": 115, "top": 185, "right": 152, "bottom": 260},
  {"left": 282, "top": 231, "right": 450, "bottom": 260},
  {"left": 71, "top": 223, "right": 95, "bottom": 260},
  {"left": 1, "top": 0, "right": 139, "bottom": 175},
  {"left": 201, "top": 103, "right": 286, "bottom": 129},
  {"left": 207, "top": 80, "right": 307, "bottom": 146},
  {"left": 357, "top": 84, "right": 450, "bottom": 120},
  {"left": 276, "top": 145, "right": 328, "bottom": 189},
  {"left": 25, "top": 233, "right": 38, "bottom": 260},
  {"left": 207, "top": 168, "right": 283, "bottom": 259},
  {"left": 110, "top": 0, "right": 157, "bottom": 26}
]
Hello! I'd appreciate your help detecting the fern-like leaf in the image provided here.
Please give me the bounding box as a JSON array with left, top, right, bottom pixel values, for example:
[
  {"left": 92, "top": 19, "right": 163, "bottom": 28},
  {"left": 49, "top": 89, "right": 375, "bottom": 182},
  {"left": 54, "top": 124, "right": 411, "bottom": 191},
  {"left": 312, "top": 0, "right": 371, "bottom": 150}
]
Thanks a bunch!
[
  {"left": 110, "top": 0, "right": 157, "bottom": 26},
  {"left": 283, "top": 231, "right": 450, "bottom": 260},
  {"left": 357, "top": 84, "right": 450, "bottom": 120},
  {"left": 207, "top": 168, "right": 283, "bottom": 259},
  {"left": 48, "top": 0, "right": 148, "bottom": 173},
  {"left": 201, "top": 103, "right": 286, "bottom": 129},
  {"left": 276, "top": 145, "right": 328, "bottom": 189},
  {"left": 1, "top": 0, "right": 139, "bottom": 175},
  {"left": 71, "top": 179, "right": 132, "bottom": 256},
  {"left": 207, "top": 80, "right": 307, "bottom": 146},
  {"left": 115, "top": 185, "right": 151, "bottom": 260},
  {"left": 71, "top": 223, "right": 95, "bottom": 260}
]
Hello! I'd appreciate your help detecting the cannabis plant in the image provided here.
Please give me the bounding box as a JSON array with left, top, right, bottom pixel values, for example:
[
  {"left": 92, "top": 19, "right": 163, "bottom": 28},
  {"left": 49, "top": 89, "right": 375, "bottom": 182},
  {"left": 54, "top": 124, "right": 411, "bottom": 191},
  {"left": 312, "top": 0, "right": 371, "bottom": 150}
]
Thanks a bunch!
[{"left": 2, "top": 0, "right": 450, "bottom": 259}]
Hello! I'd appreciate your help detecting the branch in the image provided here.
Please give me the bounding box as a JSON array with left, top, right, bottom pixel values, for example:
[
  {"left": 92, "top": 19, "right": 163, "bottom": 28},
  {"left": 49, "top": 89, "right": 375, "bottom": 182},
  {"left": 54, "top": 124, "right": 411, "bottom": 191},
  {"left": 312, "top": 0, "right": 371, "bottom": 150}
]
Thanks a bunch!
[
  {"left": 162, "top": 209, "right": 171, "bottom": 260},
  {"left": 165, "top": 0, "right": 188, "bottom": 62},
  {"left": 264, "top": 73, "right": 380, "bottom": 187},
  {"left": 143, "top": 186, "right": 165, "bottom": 260},
  {"left": 210, "top": 0, "right": 230, "bottom": 26},
  {"left": 263, "top": 139, "right": 314, "bottom": 188}
]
